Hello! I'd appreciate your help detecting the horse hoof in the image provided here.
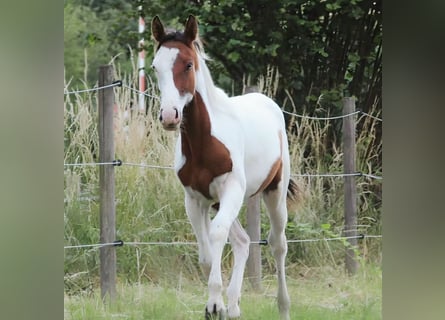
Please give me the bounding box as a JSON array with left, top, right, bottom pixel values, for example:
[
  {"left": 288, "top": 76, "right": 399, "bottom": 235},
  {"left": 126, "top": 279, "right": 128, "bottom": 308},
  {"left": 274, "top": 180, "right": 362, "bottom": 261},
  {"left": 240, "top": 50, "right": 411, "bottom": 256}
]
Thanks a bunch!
[{"left": 205, "top": 304, "right": 226, "bottom": 320}]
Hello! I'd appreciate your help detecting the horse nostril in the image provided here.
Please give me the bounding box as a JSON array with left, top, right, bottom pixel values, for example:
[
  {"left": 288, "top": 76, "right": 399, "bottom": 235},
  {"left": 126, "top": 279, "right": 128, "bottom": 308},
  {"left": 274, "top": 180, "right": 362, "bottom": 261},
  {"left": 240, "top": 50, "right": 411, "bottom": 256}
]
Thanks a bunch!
[{"left": 174, "top": 108, "right": 179, "bottom": 119}]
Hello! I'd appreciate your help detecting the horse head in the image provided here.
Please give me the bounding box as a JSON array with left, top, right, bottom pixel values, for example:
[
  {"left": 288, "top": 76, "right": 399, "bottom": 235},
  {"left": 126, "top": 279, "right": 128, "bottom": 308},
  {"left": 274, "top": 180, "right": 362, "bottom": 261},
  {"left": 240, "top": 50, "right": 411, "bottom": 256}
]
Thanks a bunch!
[{"left": 151, "top": 15, "right": 199, "bottom": 131}]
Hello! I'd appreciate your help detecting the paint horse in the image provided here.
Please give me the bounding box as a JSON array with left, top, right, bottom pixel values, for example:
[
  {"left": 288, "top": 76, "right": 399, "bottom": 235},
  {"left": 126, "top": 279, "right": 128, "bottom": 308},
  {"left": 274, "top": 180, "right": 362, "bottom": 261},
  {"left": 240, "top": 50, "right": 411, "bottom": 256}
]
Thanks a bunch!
[{"left": 151, "top": 15, "right": 298, "bottom": 320}]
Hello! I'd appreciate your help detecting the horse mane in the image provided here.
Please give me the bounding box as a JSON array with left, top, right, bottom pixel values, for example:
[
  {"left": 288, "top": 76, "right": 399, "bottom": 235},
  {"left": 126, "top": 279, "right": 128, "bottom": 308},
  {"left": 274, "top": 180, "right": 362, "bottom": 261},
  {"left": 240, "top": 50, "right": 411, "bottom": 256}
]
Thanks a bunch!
[
  {"left": 155, "top": 29, "right": 186, "bottom": 50},
  {"left": 190, "top": 36, "right": 231, "bottom": 111}
]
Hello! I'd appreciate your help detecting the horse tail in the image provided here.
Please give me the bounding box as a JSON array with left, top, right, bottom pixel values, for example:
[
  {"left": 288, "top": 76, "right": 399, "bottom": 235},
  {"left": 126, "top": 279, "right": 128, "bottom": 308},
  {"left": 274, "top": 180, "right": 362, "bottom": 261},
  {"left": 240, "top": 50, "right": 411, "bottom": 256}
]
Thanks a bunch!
[{"left": 287, "top": 178, "right": 303, "bottom": 210}]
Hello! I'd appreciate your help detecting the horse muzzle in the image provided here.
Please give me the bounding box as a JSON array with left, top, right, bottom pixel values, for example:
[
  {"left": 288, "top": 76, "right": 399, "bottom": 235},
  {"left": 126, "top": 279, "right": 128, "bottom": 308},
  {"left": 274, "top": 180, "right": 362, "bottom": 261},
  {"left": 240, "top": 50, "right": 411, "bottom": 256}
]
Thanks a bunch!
[{"left": 159, "top": 107, "right": 181, "bottom": 130}]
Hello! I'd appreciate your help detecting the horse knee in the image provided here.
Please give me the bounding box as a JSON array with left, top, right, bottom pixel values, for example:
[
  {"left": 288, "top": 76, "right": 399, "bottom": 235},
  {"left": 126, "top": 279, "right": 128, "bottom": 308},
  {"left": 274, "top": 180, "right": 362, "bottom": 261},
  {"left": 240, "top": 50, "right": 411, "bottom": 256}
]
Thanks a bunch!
[
  {"left": 209, "top": 224, "right": 230, "bottom": 246},
  {"left": 268, "top": 233, "right": 288, "bottom": 257},
  {"left": 236, "top": 233, "right": 250, "bottom": 259},
  {"left": 240, "top": 240, "right": 249, "bottom": 261}
]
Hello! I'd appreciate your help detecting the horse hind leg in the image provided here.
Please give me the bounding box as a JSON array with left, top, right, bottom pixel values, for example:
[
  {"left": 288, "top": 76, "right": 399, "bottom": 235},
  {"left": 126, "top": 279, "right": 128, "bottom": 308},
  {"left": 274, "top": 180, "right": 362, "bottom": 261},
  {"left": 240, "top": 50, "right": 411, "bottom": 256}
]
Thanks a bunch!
[
  {"left": 226, "top": 219, "right": 250, "bottom": 318},
  {"left": 263, "top": 187, "right": 291, "bottom": 320}
]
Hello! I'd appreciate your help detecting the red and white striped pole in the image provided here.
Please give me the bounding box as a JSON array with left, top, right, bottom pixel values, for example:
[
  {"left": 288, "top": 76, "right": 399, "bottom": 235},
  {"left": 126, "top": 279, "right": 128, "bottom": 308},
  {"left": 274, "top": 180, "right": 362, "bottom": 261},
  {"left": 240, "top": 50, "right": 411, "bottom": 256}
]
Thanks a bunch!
[{"left": 137, "top": 4, "right": 145, "bottom": 112}]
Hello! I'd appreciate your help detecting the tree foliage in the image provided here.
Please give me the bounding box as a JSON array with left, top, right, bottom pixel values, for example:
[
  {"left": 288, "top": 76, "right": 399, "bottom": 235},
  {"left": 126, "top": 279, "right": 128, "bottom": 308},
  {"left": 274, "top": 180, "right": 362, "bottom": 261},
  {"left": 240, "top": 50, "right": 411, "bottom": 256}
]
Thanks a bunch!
[
  {"left": 64, "top": 0, "right": 137, "bottom": 87},
  {"left": 196, "top": 0, "right": 382, "bottom": 115},
  {"left": 64, "top": 0, "right": 381, "bottom": 115}
]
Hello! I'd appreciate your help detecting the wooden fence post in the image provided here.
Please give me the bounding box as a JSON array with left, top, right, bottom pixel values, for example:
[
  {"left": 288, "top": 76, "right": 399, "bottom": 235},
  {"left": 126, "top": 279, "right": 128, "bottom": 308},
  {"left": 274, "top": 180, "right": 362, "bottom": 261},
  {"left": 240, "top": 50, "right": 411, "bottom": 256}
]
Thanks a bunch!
[
  {"left": 343, "top": 97, "right": 359, "bottom": 275},
  {"left": 244, "top": 85, "right": 263, "bottom": 291},
  {"left": 246, "top": 195, "right": 262, "bottom": 291},
  {"left": 98, "top": 65, "right": 117, "bottom": 301}
]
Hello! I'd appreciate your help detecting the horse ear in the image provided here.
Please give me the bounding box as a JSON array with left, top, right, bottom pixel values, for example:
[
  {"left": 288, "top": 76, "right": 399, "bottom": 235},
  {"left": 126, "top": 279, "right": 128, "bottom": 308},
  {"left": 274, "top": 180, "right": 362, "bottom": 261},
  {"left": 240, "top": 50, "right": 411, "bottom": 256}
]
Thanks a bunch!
[
  {"left": 152, "top": 16, "right": 165, "bottom": 43},
  {"left": 184, "top": 15, "right": 198, "bottom": 44}
]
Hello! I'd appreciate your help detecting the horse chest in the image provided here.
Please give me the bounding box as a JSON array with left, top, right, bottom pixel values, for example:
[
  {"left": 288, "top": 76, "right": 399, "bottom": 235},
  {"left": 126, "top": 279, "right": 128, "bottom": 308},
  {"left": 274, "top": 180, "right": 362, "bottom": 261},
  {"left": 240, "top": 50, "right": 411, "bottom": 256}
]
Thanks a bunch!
[{"left": 177, "top": 134, "right": 233, "bottom": 199}]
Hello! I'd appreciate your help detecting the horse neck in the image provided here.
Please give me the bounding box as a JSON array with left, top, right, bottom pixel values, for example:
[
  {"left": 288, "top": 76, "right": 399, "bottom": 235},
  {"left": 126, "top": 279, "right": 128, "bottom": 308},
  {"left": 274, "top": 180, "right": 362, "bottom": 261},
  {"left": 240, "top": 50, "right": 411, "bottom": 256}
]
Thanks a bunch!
[
  {"left": 194, "top": 55, "right": 229, "bottom": 114},
  {"left": 181, "top": 92, "right": 211, "bottom": 154},
  {"left": 180, "top": 55, "right": 229, "bottom": 152}
]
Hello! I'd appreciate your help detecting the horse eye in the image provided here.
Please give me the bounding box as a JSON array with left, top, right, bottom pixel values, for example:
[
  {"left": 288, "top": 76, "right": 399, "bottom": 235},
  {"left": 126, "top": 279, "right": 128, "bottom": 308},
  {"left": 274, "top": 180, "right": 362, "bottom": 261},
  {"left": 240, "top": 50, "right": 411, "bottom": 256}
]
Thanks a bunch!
[{"left": 186, "top": 62, "right": 193, "bottom": 71}]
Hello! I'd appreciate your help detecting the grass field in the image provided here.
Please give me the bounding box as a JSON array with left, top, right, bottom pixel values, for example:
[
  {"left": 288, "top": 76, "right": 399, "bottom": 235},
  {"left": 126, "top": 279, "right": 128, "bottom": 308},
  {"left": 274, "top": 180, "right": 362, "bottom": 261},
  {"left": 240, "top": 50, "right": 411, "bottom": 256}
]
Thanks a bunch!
[{"left": 64, "top": 263, "right": 381, "bottom": 319}]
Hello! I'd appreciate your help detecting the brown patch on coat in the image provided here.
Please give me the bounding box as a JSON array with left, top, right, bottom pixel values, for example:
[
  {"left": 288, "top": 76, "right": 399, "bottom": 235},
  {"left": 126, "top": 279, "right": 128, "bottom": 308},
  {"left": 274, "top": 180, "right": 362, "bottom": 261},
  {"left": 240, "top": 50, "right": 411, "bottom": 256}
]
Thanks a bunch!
[
  {"left": 263, "top": 158, "right": 283, "bottom": 193},
  {"left": 177, "top": 92, "right": 233, "bottom": 199}
]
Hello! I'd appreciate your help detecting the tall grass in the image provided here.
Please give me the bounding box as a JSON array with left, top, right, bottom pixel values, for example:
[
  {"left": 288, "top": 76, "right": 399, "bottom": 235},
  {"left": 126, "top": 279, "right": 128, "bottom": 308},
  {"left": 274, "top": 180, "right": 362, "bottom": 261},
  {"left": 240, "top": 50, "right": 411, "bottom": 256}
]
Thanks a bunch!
[{"left": 64, "top": 62, "right": 382, "bottom": 294}]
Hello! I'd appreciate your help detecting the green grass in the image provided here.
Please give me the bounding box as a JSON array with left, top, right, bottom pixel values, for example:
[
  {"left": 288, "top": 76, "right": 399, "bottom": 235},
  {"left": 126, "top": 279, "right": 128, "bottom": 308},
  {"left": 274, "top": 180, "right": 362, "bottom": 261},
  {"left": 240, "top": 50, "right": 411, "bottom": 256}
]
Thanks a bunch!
[{"left": 64, "top": 264, "right": 381, "bottom": 319}]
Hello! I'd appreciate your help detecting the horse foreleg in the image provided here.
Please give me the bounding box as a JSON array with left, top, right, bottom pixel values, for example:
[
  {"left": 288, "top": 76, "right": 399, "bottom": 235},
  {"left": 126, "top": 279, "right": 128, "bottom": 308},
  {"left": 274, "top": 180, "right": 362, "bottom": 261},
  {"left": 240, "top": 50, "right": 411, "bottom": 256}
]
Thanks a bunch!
[
  {"left": 185, "top": 193, "right": 212, "bottom": 278},
  {"left": 206, "top": 178, "right": 245, "bottom": 319},
  {"left": 226, "top": 219, "right": 249, "bottom": 318}
]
